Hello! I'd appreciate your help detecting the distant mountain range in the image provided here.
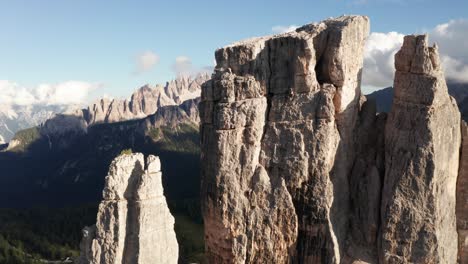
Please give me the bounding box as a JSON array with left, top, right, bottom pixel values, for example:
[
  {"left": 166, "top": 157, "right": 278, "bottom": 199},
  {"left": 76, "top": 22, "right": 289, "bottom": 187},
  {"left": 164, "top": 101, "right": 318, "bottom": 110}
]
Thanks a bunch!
[
  {"left": 0, "top": 104, "right": 70, "bottom": 144},
  {"left": 0, "top": 73, "right": 209, "bottom": 144},
  {"left": 0, "top": 74, "right": 210, "bottom": 262}
]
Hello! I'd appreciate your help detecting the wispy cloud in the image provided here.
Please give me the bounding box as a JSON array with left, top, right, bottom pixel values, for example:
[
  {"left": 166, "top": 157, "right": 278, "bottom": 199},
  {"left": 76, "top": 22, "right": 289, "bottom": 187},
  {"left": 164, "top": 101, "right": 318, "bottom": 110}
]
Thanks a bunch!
[
  {"left": 135, "top": 51, "right": 159, "bottom": 74},
  {"left": 172, "top": 56, "right": 213, "bottom": 76},
  {"left": 173, "top": 56, "right": 193, "bottom": 76},
  {"left": 430, "top": 19, "right": 468, "bottom": 83},
  {"left": 272, "top": 25, "right": 298, "bottom": 34},
  {"left": 0, "top": 80, "right": 102, "bottom": 106}
]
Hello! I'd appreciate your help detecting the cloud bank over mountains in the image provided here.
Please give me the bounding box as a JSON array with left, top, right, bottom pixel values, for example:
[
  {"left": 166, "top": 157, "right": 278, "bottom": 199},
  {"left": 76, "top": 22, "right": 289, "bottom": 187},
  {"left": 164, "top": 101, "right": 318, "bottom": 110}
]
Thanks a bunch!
[
  {"left": 362, "top": 19, "right": 468, "bottom": 92},
  {"left": 0, "top": 80, "right": 101, "bottom": 106}
]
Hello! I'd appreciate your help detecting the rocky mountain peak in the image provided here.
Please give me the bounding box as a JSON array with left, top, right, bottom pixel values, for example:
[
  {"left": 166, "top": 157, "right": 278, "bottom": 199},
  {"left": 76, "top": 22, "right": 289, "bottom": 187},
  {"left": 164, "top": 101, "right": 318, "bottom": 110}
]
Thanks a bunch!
[
  {"left": 200, "top": 17, "right": 465, "bottom": 264},
  {"left": 200, "top": 15, "right": 369, "bottom": 263},
  {"left": 78, "top": 153, "right": 178, "bottom": 264},
  {"left": 84, "top": 73, "right": 210, "bottom": 126},
  {"left": 381, "top": 33, "right": 461, "bottom": 263},
  {"left": 393, "top": 34, "right": 450, "bottom": 107}
]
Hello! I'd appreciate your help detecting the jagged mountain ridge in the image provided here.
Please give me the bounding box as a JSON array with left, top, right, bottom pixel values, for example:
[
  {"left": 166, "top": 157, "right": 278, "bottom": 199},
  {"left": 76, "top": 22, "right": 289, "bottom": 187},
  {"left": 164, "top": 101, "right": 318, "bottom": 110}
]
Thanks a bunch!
[
  {"left": 0, "top": 73, "right": 209, "bottom": 143},
  {"left": 0, "top": 104, "right": 70, "bottom": 143},
  {"left": 0, "top": 70, "right": 206, "bottom": 206},
  {"left": 83, "top": 73, "right": 208, "bottom": 126},
  {"left": 1, "top": 96, "right": 200, "bottom": 193},
  {"left": 0, "top": 98, "right": 203, "bottom": 262}
]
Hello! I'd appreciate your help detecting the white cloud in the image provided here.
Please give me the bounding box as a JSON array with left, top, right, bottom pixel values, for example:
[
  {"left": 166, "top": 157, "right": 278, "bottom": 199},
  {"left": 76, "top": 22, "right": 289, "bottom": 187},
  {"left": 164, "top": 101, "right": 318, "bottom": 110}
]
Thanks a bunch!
[
  {"left": 440, "top": 55, "right": 468, "bottom": 83},
  {"left": 272, "top": 25, "right": 298, "bottom": 34},
  {"left": 0, "top": 80, "right": 101, "bottom": 106},
  {"left": 135, "top": 51, "right": 159, "bottom": 73},
  {"left": 429, "top": 19, "right": 468, "bottom": 83},
  {"left": 362, "top": 32, "right": 404, "bottom": 92},
  {"left": 172, "top": 56, "right": 213, "bottom": 76},
  {"left": 173, "top": 56, "right": 193, "bottom": 76},
  {"left": 362, "top": 19, "right": 468, "bottom": 93}
]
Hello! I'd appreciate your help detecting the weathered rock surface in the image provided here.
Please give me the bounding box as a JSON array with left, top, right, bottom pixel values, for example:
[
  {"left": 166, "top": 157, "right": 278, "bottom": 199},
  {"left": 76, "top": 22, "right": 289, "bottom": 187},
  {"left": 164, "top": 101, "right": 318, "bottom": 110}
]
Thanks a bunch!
[
  {"left": 458, "top": 121, "right": 468, "bottom": 264},
  {"left": 380, "top": 35, "right": 461, "bottom": 263},
  {"left": 78, "top": 153, "right": 178, "bottom": 264},
  {"left": 200, "top": 16, "right": 467, "bottom": 264},
  {"left": 200, "top": 15, "right": 369, "bottom": 263}
]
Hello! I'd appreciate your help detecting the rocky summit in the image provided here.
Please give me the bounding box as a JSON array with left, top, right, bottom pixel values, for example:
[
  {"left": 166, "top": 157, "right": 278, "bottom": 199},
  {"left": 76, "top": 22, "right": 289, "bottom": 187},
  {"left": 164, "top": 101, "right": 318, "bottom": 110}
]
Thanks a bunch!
[
  {"left": 380, "top": 35, "right": 461, "bottom": 264},
  {"left": 77, "top": 153, "right": 178, "bottom": 264},
  {"left": 200, "top": 15, "right": 370, "bottom": 263},
  {"left": 200, "top": 15, "right": 467, "bottom": 264}
]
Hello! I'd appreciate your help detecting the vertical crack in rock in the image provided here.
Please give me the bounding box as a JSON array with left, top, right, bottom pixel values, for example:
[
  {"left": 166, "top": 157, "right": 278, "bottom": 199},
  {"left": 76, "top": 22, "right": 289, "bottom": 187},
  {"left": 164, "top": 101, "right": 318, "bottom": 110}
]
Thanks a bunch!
[
  {"left": 457, "top": 121, "right": 468, "bottom": 263},
  {"left": 344, "top": 98, "right": 387, "bottom": 263},
  {"left": 200, "top": 15, "right": 369, "bottom": 263},
  {"left": 77, "top": 153, "right": 178, "bottom": 264},
  {"left": 380, "top": 35, "right": 461, "bottom": 264}
]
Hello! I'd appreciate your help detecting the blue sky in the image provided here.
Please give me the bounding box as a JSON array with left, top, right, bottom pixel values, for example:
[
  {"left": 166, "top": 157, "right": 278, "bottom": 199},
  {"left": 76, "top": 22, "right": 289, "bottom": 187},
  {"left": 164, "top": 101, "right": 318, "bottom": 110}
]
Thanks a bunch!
[{"left": 0, "top": 0, "right": 467, "bottom": 103}]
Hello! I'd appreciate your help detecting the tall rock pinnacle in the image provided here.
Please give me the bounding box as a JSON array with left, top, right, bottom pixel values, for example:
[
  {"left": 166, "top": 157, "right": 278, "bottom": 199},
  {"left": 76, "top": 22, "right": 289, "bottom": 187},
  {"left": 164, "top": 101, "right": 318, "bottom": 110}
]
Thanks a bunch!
[
  {"left": 380, "top": 35, "right": 461, "bottom": 263},
  {"left": 200, "top": 15, "right": 369, "bottom": 263},
  {"left": 77, "top": 153, "right": 179, "bottom": 264}
]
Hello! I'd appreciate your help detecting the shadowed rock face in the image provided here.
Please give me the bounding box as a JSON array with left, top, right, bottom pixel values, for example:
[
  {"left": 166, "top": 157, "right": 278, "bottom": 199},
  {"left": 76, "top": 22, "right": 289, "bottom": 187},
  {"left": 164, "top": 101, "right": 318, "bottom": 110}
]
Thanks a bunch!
[
  {"left": 380, "top": 35, "right": 461, "bottom": 263},
  {"left": 200, "top": 15, "right": 369, "bottom": 263},
  {"left": 458, "top": 121, "right": 468, "bottom": 264},
  {"left": 78, "top": 153, "right": 178, "bottom": 264},
  {"left": 345, "top": 99, "right": 387, "bottom": 263}
]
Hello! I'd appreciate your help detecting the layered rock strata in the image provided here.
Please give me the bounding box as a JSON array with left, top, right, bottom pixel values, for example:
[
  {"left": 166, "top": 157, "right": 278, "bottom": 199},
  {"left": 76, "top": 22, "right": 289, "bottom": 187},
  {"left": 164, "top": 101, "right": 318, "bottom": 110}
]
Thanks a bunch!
[
  {"left": 200, "top": 15, "right": 369, "bottom": 263},
  {"left": 78, "top": 153, "right": 178, "bottom": 264},
  {"left": 380, "top": 35, "right": 461, "bottom": 264}
]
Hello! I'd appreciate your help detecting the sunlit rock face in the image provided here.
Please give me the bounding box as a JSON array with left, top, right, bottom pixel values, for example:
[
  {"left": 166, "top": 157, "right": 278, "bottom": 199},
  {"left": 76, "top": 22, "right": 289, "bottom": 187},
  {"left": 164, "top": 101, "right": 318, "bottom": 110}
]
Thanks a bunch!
[
  {"left": 200, "top": 15, "right": 369, "bottom": 263},
  {"left": 200, "top": 16, "right": 466, "bottom": 264},
  {"left": 380, "top": 35, "right": 461, "bottom": 264},
  {"left": 77, "top": 153, "right": 178, "bottom": 264}
]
